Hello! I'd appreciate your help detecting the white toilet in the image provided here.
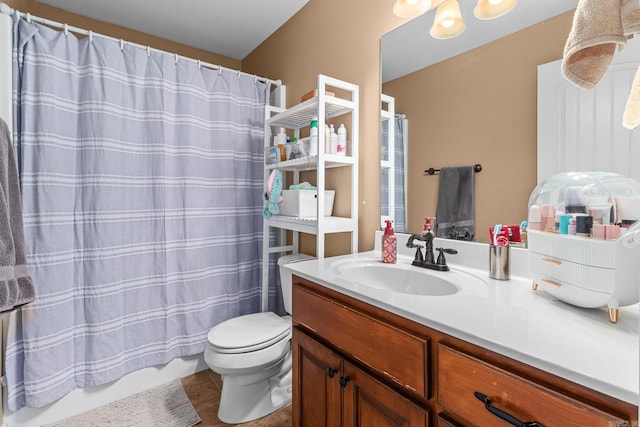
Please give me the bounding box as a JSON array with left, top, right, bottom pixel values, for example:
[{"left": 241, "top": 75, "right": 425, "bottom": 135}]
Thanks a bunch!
[{"left": 204, "top": 253, "right": 313, "bottom": 424}]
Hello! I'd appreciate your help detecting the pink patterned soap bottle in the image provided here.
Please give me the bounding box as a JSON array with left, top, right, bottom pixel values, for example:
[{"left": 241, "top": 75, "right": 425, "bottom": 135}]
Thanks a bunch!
[{"left": 382, "top": 220, "right": 397, "bottom": 264}]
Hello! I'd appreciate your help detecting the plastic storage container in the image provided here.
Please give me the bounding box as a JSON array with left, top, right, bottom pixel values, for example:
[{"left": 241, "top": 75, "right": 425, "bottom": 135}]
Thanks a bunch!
[
  {"left": 527, "top": 172, "right": 640, "bottom": 323},
  {"left": 278, "top": 190, "right": 335, "bottom": 218}
]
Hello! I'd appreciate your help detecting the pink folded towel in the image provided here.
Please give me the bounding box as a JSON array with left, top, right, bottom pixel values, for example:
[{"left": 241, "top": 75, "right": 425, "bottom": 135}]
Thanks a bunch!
[
  {"left": 623, "top": 65, "right": 640, "bottom": 129},
  {"left": 622, "top": 0, "right": 640, "bottom": 35},
  {"left": 562, "top": 0, "right": 627, "bottom": 89},
  {"left": 621, "top": 1, "right": 640, "bottom": 128}
]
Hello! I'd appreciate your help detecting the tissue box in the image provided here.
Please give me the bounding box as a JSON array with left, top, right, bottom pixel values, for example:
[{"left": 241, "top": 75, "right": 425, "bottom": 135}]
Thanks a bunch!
[
  {"left": 300, "top": 89, "right": 335, "bottom": 102},
  {"left": 279, "top": 190, "right": 335, "bottom": 218}
]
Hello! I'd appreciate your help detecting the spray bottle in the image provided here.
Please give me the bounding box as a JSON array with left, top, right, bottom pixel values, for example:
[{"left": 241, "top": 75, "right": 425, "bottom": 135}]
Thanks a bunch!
[{"left": 382, "top": 220, "right": 397, "bottom": 264}]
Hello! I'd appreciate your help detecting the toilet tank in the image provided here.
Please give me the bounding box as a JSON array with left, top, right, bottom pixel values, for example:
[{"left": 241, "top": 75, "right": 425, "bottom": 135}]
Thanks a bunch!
[{"left": 277, "top": 253, "right": 315, "bottom": 313}]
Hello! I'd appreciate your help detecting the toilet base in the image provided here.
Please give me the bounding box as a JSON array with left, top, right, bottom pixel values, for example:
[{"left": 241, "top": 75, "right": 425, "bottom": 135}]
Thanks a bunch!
[{"left": 217, "top": 351, "right": 292, "bottom": 424}]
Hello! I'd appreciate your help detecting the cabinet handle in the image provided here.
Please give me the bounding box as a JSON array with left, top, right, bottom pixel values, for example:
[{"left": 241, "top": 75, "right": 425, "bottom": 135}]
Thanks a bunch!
[
  {"left": 326, "top": 368, "right": 337, "bottom": 378},
  {"left": 541, "top": 278, "right": 562, "bottom": 288},
  {"left": 542, "top": 258, "right": 562, "bottom": 266},
  {"left": 339, "top": 376, "right": 350, "bottom": 388},
  {"left": 474, "top": 392, "right": 545, "bottom": 427}
]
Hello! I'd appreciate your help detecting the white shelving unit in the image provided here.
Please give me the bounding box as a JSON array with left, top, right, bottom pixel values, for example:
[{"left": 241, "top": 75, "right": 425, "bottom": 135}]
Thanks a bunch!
[{"left": 261, "top": 75, "right": 359, "bottom": 310}]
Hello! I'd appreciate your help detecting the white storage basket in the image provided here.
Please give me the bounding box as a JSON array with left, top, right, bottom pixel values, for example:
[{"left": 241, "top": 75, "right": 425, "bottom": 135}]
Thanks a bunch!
[{"left": 279, "top": 190, "right": 335, "bottom": 218}]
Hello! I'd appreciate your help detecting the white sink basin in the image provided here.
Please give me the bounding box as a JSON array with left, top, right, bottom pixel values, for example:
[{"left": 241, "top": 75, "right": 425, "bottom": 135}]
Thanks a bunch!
[{"left": 330, "top": 258, "right": 486, "bottom": 297}]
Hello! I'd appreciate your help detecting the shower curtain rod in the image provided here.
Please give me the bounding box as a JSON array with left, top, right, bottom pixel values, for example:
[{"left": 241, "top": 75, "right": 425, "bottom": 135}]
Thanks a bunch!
[{"left": 0, "top": 2, "right": 281, "bottom": 88}]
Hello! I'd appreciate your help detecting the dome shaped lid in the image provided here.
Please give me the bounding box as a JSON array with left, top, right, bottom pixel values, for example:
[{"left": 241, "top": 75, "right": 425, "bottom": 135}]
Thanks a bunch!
[
  {"left": 207, "top": 312, "right": 290, "bottom": 352},
  {"left": 528, "top": 172, "right": 640, "bottom": 225}
]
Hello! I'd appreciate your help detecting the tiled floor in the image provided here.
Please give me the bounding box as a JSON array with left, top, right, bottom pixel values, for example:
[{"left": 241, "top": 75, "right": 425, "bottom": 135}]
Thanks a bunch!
[{"left": 180, "top": 370, "right": 292, "bottom": 426}]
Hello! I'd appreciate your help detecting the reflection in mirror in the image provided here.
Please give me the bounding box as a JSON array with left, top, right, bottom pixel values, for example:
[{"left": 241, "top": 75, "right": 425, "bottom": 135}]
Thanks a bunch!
[
  {"left": 380, "top": 94, "right": 407, "bottom": 233},
  {"left": 380, "top": 2, "right": 580, "bottom": 243}
]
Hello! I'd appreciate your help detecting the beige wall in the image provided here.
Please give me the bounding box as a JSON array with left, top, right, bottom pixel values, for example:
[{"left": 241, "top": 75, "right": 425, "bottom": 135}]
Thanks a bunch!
[
  {"left": 242, "top": 1, "right": 403, "bottom": 255},
  {"left": 382, "top": 11, "right": 574, "bottom": 243}
]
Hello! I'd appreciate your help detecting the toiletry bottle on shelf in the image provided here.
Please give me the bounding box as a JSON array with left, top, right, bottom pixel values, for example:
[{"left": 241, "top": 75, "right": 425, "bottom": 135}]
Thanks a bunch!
[
  {"left": 310, "top": 116, "right": 318, "bottom": 156},
  {"left": 324, "top": 124, "right": 331, "bottom": 154},
  {"left": 276, "top": 128, "right": 287, "bottom": 161},
  {"left": 382, "top": 220, "right": 397, "bottom": 264},
  {"left": 330, "top": 124, "right": 338, "bottom": 154},
  {"left": 337, "top": 123, "right": 347, "bottom": 156},
  {"left": 277, "top": 128, "right": 287, "bottom": 145}
]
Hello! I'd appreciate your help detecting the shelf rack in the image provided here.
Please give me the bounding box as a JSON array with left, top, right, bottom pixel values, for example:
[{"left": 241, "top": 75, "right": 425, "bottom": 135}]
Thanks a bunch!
[{"left": 261, "top": 75, "right": 359, "bottom": 310}]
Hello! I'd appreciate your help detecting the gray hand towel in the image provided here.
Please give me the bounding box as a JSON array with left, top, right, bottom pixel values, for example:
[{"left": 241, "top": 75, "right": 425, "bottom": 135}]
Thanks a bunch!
[
  {"left": 435, "top": 166, "right": 475, "bottom": 241},
  {"left": 0, "top": 117, "right": 35, "bottom": 312}
]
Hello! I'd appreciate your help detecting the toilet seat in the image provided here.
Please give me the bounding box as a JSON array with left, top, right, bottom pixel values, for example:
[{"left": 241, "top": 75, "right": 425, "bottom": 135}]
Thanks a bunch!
[{"left": 207, "top": 312, "right": 291, "bottom": 354}]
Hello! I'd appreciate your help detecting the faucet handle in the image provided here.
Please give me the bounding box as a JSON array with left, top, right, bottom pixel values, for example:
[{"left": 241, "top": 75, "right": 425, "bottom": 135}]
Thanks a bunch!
[
  {"left": 414, "top": 246, "right": 424, "bottom": 263},
  {"left": 435, "top": 248, "right": 458, "bottom": 266},
  {"left": 406, "top": 233, "right": 426, "bottom": 248},
  {"left": 437, "top": 248, "right": 458, "bottom": 255}
]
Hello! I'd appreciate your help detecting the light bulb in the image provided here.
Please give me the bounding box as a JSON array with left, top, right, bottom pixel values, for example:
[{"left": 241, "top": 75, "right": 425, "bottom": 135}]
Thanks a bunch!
[
  {"left": 430, "top": 0, "right": 466, "bottom": 39},
  {"left": 441, "top": 19, "right": 455, "bottom": 28}
]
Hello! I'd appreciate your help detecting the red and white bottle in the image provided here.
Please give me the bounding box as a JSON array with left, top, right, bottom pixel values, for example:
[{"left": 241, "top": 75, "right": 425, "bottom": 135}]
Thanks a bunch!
[
  {"left": 336, "top": 124, "right": 347, "bottom": 156},
  {"left": 382, "top": 220, "right": 397, "bottom": 264}
]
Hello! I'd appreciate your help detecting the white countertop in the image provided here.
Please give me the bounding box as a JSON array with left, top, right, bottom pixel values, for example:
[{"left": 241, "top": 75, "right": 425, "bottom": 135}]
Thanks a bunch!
[{"left": 283, "top": 233, "right": 639, "bottom": 406}]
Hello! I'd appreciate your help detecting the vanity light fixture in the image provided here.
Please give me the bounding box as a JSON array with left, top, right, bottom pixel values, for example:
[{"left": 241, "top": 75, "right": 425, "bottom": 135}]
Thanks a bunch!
[
  {"left": 430, "top": 0, "right": 466, "bottom": 39},
  {"left": 474, "top": 0, "right": 517, "bottom": 20},
  {"left": 396, "top": 0, "right": 518, "bottom": 40}
]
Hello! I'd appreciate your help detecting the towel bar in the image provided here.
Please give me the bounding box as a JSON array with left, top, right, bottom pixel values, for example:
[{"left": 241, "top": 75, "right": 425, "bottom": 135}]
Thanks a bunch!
[{"left": 425, "top": 164, "right": 482, "bottom": 176}]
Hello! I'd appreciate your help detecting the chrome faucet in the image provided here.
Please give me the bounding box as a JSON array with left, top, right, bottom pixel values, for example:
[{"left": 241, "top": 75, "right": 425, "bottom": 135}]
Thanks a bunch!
[{"left": 406, "top": 233, "right": 457, "bottom": 271}]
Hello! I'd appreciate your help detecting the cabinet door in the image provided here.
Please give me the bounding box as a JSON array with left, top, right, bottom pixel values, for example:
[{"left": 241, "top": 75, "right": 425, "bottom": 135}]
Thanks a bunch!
[
  {"left": 292, "top": 328, "right": 342, "bottom": 427},
  {"left": 342, "top": 360, "right": 429, "bottom": 427}
]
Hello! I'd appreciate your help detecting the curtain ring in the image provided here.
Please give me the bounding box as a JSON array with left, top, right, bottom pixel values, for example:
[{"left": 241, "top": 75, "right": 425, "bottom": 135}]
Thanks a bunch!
[
  {"left": 146, "top": 46, "right": 150, "bottom": 57},
  {"left": 236, "top": 70, "right": 240, "bottom": 79},
  {"left": 197, "top": 60, "right": 201, "bottom": 69},
  {"left": 64, "top": 23, "right": 69, "bottom": 35},
  {"left": 26, "top": 13, "right": 31, "bottom": 23},
  {"left": 120, "top": 39, "right": 124, "bottom": 51},
  {"left": 88, "top": 30, "right": 93, "bottom": 42},
  {"left": 174, "top": 53, "right": 178, "bottom": 65},
  {"left": 218, "top": 67, "right": 222, "bottom": 75}
]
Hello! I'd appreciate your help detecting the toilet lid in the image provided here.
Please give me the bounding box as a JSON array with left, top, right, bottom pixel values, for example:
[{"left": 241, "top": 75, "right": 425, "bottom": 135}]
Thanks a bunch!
[{"left": 207, "top": 312, "right": 291, "bottom": 353}]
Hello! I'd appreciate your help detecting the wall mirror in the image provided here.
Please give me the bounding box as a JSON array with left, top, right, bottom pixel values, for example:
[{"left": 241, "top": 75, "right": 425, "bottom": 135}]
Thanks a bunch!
[{"left": 380, "top": 1, "right": 580, "bottom": 243}]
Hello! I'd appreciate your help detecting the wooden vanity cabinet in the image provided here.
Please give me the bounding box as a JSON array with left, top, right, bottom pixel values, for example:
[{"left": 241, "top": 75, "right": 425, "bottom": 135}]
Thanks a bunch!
[{"left": 292, "top": 276, "right": 638, "bottom": 427}]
